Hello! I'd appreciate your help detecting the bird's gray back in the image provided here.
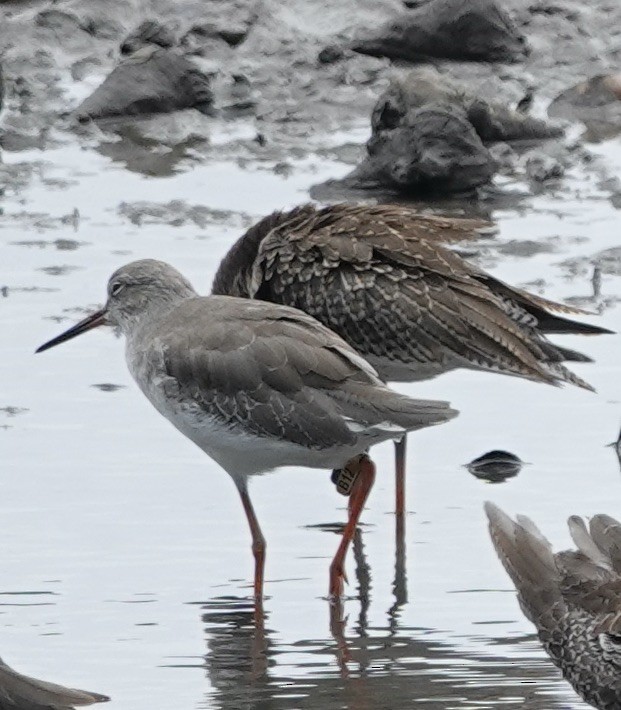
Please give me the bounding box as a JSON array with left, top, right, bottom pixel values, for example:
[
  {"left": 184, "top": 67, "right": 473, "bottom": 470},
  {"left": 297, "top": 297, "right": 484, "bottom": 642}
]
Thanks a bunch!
[{"left": 128, "top": 295, "right": 455, "bottom": 453}]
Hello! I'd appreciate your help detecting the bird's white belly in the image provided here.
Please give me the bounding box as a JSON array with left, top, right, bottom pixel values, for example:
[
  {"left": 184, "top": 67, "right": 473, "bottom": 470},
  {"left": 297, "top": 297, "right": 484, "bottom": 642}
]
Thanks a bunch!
[
  {"left": 127, "top": 342, "right": 394, "bottom": 484},
  {"left": 135, "top": 370, "right": 365, "bottom": 483},
  {"left": 161, "top": 399, "right": 367, "bottom": 482}
]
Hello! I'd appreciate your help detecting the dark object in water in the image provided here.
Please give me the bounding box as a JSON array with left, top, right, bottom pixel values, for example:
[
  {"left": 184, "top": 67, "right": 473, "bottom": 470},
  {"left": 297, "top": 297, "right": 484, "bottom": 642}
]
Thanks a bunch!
[
  {"left": 0, "top": 655, "right": 109, "bottom": 708},
  {"left": 607, "top": 425, "right": 621, "bottom": 467},
  {"left": 486, "top": 503, "right": 621, "bottom": 709},
  {"left": 466, "top": 450, "right": 523, "bottom": 482}
]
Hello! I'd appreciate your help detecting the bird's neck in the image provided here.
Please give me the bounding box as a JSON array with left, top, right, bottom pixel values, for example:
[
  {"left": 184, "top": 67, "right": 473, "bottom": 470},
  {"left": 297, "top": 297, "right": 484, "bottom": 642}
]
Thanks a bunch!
[
  {"left": 120, "top": 291, "right": 193, "bottom": 341},
  {"left": 211, "top": 205, "right": 315, "bottom": 297}
]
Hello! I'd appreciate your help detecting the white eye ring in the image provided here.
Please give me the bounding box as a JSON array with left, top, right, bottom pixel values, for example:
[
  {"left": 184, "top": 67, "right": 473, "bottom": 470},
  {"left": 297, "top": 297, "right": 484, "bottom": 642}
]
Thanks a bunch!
[{"left": 110, "top": 282, "right": 124, "bottom": 296}]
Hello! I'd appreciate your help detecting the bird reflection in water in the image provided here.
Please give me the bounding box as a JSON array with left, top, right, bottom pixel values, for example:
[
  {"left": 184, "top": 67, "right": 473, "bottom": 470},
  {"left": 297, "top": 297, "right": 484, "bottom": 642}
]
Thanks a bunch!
[
  {"left": 198, "top": 586, "right": 573, "bottom": 709},
  {"left": 196, "top": 502, "right": 575, "bottom": 708}
]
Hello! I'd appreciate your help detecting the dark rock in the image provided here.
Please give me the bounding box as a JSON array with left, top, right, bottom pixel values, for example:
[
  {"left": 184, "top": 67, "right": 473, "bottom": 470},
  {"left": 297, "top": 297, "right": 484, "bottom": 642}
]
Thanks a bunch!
[
  {"left": 120, "top": 20, "right": 176, "bottom": 56},
  {"left": 549, "top": 74, "right": 621, "bottom": 137},
  {"left": 351, "top": 103, "right": 494, "bottom": 194},
  {"left": 353, "top": 0, "right": 528, "bottom": 64},
  {"left": 179, "top": 2, "right": 259, "bottom": 50},
  {"left": 74, "top": 46, "right": 213, "bottom": 121},
  {"left": 318, "top": 45, "right": 344, "bottom": 64},
  {"left": 337, "top": 70, "right": 565, "bottom": 197},
  {"left": 372, "top": 72, "right": 562, "bottom": 145}
]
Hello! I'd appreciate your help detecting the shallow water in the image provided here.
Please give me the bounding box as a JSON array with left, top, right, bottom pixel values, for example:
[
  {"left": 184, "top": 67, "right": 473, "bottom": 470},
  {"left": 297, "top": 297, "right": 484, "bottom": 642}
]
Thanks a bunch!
[{"left": 2, "top": 122, "right": 621, "bottom": 709}]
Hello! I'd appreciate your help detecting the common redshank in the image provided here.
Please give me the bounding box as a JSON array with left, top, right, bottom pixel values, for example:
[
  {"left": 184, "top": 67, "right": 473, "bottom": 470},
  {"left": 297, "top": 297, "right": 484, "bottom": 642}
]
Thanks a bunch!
[
  {"left": 36, "top": 259, "right": 457, "bottom": 599},
  {"left": 212, "top": 203, "right": 612, "bottom": 527},
  {"left": 486, "top": 502, "right": 621, "bottom": 709}
]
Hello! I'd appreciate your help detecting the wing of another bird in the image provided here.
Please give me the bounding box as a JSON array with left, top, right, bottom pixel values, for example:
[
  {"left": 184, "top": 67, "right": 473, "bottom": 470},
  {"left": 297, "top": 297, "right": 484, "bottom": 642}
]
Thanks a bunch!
[
  {"left": 151, "top": 296, "right": 453, "bottom": 450},
  {"left": 250, "top": 204, "right": 592, "bottom": 387},
  {"left": 485, "top": 502, "right": 564, "bottom": 626},
  {"left": 0, "top": 656, "right": 108, "bottom": 708}
]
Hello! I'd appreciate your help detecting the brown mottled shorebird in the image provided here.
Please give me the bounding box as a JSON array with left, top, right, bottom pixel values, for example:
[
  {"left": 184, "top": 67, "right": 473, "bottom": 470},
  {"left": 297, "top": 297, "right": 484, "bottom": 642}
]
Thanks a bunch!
[
  {"left": 212, "top": 203, "right": 612, "bottom": 527},
  {"left": 0, "top": 655, "right": 108, "bottom": 708},
  {"left": 486, "top": 503, "right": 621, "bottom": 709},
  {"left": 36, "top": 259, "right": 456, "bottom": 600}
]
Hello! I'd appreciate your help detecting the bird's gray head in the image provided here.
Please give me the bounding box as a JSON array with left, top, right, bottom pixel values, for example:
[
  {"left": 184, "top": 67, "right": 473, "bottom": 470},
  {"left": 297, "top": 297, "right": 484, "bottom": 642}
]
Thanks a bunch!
[{"left": 36, "top": 259, "right": 196, "bottom": 353}]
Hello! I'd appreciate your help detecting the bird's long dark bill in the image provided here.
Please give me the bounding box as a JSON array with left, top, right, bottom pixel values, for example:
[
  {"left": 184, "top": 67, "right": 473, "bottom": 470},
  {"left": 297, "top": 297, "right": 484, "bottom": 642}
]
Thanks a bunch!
[{"left": 35, "top": 308, "right": 107, "bottom": 353}]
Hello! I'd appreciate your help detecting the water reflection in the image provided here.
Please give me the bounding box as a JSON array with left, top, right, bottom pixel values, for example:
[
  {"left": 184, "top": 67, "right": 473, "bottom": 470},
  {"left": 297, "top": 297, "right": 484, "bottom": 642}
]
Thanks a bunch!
[
  {"left": 92, "top": 123, "right": 207, "bottom": 177},
  {"left": 198, "top": 594, "right": 573, "bottom": 709},
  {"left": 197, "top": 529, "right": 571, "bottom": 708}
]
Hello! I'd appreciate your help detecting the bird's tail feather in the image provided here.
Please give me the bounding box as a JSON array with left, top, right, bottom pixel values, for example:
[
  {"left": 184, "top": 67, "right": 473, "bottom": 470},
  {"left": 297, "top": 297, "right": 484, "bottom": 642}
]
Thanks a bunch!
[{"left": 485, "top": 502, "right": 563, "bottom": 625}]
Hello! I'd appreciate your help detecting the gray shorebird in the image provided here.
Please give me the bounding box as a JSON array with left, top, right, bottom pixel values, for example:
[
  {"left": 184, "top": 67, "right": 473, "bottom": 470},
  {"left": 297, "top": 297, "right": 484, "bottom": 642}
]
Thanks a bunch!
[
  {"left": 212, "top": 203, "right": 612, "bottom": 525},
  {"left": 36, "top": 259, "right": 456, "bottom": 599},
  {"left": 0, "top": 655, "right": 108, "bottom": 708},
  {"left": 486, "top": 503, "right": 621, "bottom": 709}
]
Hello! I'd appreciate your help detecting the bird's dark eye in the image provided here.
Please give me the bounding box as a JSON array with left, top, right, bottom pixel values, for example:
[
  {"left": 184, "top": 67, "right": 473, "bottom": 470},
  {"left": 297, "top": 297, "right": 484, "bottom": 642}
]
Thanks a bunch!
[{"left": 110, "top": 282, "right": 124, "bottom": 296}]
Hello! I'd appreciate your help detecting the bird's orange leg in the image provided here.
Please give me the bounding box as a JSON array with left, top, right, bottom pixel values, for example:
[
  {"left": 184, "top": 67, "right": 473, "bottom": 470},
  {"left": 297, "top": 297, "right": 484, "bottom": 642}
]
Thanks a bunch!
[
  {"left": 329, "top": 454, "right": 376, "bottom": 599},
  {"left": 395, "top": 436, "right": 406, "bottom": 542},
  {"left": 237, "top": 484, "right": 267, "bottom": 601}
]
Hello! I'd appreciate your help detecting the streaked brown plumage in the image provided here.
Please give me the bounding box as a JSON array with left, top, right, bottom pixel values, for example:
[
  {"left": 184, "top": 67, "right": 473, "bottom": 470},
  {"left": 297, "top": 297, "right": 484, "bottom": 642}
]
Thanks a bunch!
[
  {"left": 213, "top": 203, "right": 610, "bottom": 389},
  {"left": 486, "top": 503, "right": 621, "bottom": 710}
]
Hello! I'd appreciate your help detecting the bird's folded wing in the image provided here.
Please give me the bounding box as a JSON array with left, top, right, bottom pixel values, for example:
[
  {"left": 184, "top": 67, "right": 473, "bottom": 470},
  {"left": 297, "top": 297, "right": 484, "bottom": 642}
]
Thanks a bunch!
[{"left": 155, "top": 298, "right": 390, "bottom": 448}]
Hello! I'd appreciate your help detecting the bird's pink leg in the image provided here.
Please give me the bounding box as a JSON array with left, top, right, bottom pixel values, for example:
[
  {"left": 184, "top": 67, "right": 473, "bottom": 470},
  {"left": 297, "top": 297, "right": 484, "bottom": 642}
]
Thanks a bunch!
[
  {"left": 237, "top": 484, "right": 267, "bottom": 601},
  {"left": 329, "top": 454, "right": 376, "bottom": 599}
]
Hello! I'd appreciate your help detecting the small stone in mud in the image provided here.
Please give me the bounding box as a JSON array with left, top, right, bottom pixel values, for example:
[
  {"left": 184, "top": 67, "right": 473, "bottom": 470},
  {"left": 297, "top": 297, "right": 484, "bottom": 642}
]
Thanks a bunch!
[
  {"left": 353, "top": 0, "right": 528, "bottom": 63},
  {"left": 549, "top": 73, "right": 621, "bottom": 137},
  {"left": 525, "top": 154, "right": 564, "bottom": 183},
  {"left": 74, "top": 47, "right": 213, "bottom": 122},
  {"left": 466, "top": 450, "right": 524, "bottom": 483},
  {"left": 220, "top": 74, "right": 257, "bottom": 111},
  {"left": 0, "top": 406, "right": 29, "bottom": 417},
  {"left": 91, "top": 383, "right": 126, "bottom": 393},
  {"left": 120, "top": 20, "right": 177, "bottom": 56},
  {"left": 38, "top": 265, "right": 82, "bottom": 276},
  {"left": 318, "top": 45, "right": 344, "bottom": 64}
]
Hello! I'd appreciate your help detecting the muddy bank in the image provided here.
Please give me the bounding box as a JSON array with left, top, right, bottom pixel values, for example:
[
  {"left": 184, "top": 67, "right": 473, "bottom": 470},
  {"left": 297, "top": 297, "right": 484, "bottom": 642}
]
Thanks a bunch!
[{"left": 1, "top": 0, "right": 621, "bottom": 199}]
